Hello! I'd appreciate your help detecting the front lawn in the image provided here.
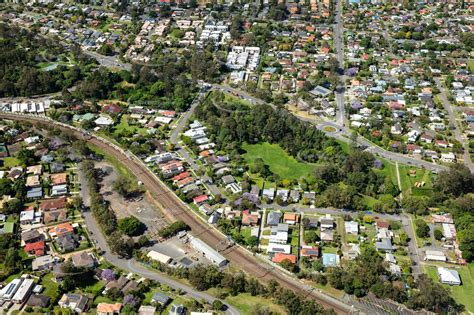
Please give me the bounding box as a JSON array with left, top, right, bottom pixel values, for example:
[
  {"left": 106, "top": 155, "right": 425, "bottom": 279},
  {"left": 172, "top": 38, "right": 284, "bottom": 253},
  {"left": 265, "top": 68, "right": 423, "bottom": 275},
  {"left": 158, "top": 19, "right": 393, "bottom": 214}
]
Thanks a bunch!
[
  {"left": 242, "top": 142, "right": 316, "bottom": 180},
  {"left": 3, "top": 157, "right": 21, "bottom": 168}
]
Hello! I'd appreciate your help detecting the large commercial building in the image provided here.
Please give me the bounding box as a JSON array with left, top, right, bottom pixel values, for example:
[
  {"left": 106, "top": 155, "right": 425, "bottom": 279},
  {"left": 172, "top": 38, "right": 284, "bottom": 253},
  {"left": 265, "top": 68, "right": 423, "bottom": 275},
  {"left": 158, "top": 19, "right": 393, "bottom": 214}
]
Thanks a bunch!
[{"left": 189, "top": 237, "right": 227, "bottom": 267}]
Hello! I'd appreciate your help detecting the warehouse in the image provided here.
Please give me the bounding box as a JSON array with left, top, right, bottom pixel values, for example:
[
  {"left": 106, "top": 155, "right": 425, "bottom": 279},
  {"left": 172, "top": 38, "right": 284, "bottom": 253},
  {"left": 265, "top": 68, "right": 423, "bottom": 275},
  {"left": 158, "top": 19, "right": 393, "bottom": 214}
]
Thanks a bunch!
[
  {"left": 147, "top": 250, "right": 172, "bottom": 264},
  {"left": 0, "top": 278, "right": 23, "bottom": 301},
  {"left": 189, "top": 237, "right": 227, "bottom": 267}
]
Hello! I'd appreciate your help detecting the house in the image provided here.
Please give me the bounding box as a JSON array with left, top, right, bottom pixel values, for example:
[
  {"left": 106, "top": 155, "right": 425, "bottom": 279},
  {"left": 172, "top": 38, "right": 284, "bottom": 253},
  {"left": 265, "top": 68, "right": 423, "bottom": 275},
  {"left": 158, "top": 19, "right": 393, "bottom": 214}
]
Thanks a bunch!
[
  {"left": 267, "top": 243, "right": 291, "bottom": 254},
  {"left": 347, "top": 243, "right": 360, "bottom": 260},
  {"left": 0, "top": 278, "right": 23, "bottom": 301},
  {"left": 310, "top": 85, "right": 331, "bottom": 97},
  {"left": 193, "top": 195, "right": 208, "bottom": 205},
  {"left": 266, "top": 211, "right": 282, "bottom": 226},
  {"left": 169, "top": 304, "right": 185, "bottom": 315},
  {"left": 26, "top": 294, "right": 50, "bottom": 308},
  {"left": 242, "top": 211, "right": 260, "bottom": 226},
  {"left": 344, "top": 221, "right": 359, "bottom": 234},
  {"left": 262, "top": 188, "right": 275, "bottom": 201},
  {"left": 320, "top": 229, "right": 334, "bottom": 241},
  {"left": 52, "top": 184, "right": 68, "bottom": 196},
  {"left": 138, "top": 305, "right": 157, "bottom": 315},
  {"left": 26, "top": 175, "right": 41, "bottom": 187},
  {"left": 49, "top": 222, "right": 74, "bottom": 238},
  {"left": 32, "top": 255, "right": 55, "bottom": 271},
  {"left": 437, "top": 267, "right": 461, "bottom": 285},
  {"left": 440, "top": 152, "right": 456, "bottom": 163},
  {"left": 272, "top": 253, "right": 297, "bottom": 264},
  {"left": 24, "top": 240, "right": 45, "bottom": 256},
  {"left": 22, "top": 229, "right": 43, "bottom": 244},
  {"left": 50, "top": 173, "right": 67, "bottom": 185},
  {"left": 97, "top": 303, "right": 122, "bottom": 315},
  {"left": 71, "top": 252, "right": 96, "bottom": 268},
  {"left": 276, "top": 189, "right": 289, "bottom": 202},
  {"left": 322, "top": 253, "right": 340, "bottom": 267},
  {"left": 283, "top": 213, "right": 298, "bottom": 225},
  {"left": 269, "top": 224, "right": 289, "bottom": 244},
  {"left": 221, "top": 175, "right": 235, "bottom": 185},
  {"left": 26, "top": 187, "right": 43, "bottom": 199},
  {"left": 151, "top": 292, "right": 170, "bottom": 305},
  {"left": 56, "top": 234, "right": 78, "bottom": 252},
  {"left": 375, "top": 238, "right": 394, "bottom": 252},
  {"left": 289, "top": 190, "right": 300, "bottom": 203},
  {"left": 320, "top": 215, "right": 334, "bottom": 230},
  {"left": 375, "top": 220, "right": 390, "bottom": 230},
  {"left": 58, "top": 294, "right": 89, "bottom": 314},
  {"left": 300, "top": 246, "right": 319, "bottom": 258}
]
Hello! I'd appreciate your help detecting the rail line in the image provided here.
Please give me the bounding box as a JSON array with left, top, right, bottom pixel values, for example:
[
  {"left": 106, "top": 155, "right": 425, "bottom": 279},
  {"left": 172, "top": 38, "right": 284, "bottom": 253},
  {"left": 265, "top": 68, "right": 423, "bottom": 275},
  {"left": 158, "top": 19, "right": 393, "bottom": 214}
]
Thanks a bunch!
[{"left": 0, "top": 113, "right": 355, "bottom": 315}]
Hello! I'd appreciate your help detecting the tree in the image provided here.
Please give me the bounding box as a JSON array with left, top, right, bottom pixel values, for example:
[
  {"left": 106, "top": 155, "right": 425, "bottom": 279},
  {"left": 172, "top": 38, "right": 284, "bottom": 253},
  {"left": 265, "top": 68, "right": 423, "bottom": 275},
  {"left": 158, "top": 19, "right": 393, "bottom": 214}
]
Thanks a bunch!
[
  {"left": 113, "top": 176, "right": 144, "bottom": 199},
  {"left": 212, "top": 300, "right": 224, "bottom": 311},
  {"left": 415, "top": 219, "right": 430, "bottom": 238},
  {"left": 118, "top": 216, "right": 145, "bottom": 236},
  {"left": 433, "top": 164, "right": 474, "bottom": 198},
  {"left": 409, "top": 274, "right": 461, "bottom": 313},
  {"left": 434, "top": 228, "right": 443, "bottom": 241},
  {"left": 101, "top": 269, "right": 116, "bottom": 281},
  {"left": 304, "top": 230, "right": 320, "bottom": 244}
]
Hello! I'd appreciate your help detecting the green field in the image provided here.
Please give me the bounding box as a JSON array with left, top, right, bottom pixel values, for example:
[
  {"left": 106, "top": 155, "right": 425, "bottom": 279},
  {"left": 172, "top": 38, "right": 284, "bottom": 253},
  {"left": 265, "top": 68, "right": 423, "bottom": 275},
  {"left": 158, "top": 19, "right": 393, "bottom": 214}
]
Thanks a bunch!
[
  {"left": 3, "top": 157, "right": 21, "bottom": 168},
  {"left": 242, "top": 142, "right": 316, "bottom": 180},
  {"left": 113, "top": 115, "right": 148, "bottom": 137},
  {"left": 398, "top": 166, "right": 433, "bottom": 197},
  {"left": 423, "top": 263, "right": 474, "bottom": 312},
  {"left": 225, "top": 293, "right": 286, "bottom": 314}
]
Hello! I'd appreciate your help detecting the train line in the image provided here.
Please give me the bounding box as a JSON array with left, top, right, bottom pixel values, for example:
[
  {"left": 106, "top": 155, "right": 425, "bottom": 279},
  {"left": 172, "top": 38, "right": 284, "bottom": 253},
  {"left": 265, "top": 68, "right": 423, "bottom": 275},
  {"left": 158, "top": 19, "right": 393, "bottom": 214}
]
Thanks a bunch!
[{"left": 0, "top": 113, "right": 355, "bottom": 315}]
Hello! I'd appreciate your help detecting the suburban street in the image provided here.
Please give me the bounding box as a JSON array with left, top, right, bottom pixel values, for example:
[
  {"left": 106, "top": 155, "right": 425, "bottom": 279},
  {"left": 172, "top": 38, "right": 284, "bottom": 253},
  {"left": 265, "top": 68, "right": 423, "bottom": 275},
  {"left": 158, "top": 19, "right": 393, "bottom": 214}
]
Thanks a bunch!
[
  {"left": 434, "top": 77, "right": 474, "bottom": 173},
  {"left": 333, "top": 0, "right": 347, "bottom": 127}
]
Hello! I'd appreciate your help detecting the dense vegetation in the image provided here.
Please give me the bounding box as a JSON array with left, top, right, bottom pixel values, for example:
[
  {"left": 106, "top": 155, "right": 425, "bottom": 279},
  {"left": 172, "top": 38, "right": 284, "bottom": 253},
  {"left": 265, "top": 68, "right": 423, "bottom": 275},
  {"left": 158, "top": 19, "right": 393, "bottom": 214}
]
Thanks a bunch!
[
  {"left": 0, "top": 23, "right": 93, "bottom": 97},
  {"left": 195, "top": 96, "right": 399, "bottom": 211}
]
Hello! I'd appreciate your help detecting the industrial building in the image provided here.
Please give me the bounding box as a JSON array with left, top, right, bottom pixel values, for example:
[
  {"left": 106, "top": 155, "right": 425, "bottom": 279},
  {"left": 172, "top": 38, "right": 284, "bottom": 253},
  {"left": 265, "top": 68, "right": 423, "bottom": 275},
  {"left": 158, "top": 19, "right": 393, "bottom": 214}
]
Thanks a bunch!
[{"left": 189, "top": 237, "right": 227, "bottom": 267}]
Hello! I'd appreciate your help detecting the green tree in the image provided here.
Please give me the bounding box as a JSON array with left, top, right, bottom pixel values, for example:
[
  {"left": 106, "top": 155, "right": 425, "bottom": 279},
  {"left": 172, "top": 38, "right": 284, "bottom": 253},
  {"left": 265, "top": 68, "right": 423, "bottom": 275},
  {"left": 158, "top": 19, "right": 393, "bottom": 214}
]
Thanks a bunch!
[{"left": 118, "top": 216, "right": 144, "bottom": 236}]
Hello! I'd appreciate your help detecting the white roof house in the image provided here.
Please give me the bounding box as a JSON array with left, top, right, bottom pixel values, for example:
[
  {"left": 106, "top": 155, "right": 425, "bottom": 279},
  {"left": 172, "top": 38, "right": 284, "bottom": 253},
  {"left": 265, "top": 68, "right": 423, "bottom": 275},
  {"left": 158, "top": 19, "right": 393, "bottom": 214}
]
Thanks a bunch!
[
  {"left": 94, "top": 116, "right": 114, "bottom": 126},
  {"left": 12, "top": 278, "right": 34, "bottom": 303},
  {"left": 266, "top": 243, "right": 291, "bottom": 254},
  {"left": 437, "top": 267, "right": 461, "bottom": 285},
  {"left": 344, "top": 221, "right": 359, "bottom": 234}
]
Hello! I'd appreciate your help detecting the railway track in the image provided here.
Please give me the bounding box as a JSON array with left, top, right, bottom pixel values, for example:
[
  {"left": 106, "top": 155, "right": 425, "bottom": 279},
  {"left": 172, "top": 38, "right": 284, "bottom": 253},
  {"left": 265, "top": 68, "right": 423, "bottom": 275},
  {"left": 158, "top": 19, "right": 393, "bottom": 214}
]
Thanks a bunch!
[{"left": 0, "top": 113, "right": 356, "bottom": 315}]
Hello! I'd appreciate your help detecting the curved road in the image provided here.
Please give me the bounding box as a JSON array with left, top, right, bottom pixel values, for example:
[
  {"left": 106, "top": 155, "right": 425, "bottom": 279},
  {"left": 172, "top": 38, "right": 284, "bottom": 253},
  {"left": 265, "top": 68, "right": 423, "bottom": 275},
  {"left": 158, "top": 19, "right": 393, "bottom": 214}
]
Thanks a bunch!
[{"left": 0, "top": 113, "right": 355, "bottom": 315}]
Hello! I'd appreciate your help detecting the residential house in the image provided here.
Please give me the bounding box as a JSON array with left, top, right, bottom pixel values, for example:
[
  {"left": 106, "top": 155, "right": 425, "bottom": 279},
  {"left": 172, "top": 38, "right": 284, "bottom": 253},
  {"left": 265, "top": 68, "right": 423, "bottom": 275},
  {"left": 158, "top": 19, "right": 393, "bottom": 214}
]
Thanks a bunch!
[
  {"left": 169, "top": 304, "right": 185, "bottom": 315},
  {"left": 58, "top": 294, "right": 89, "bottom": 313},
  {"left": 437, "top": 267, "right": 461, "bottom": 285},
  {"left": 242, "top": 211, "right": 260, "bottom": 226},
  {"left": 344, "top": 221, "right": 359, "bottom": 235},
  {"left": 71, "top": 252, "right": 96, "bottom": 268},
  {"left": 269, "top": 224, "right": 289, "bottom": 244},
  {"left": 272, "top": 253, "right": 297, "bottom": 264},
  {"left": 22, "top": 229, "right": 44, "bottom": 244},
  {"left": 49, "top": 222, "right": 74, "bottom": 238},
  {"left": 32, "top": 255, "right": 55, "bottom": 271},
  {"left": 283, "top": 213, "right": 298, "bottom": 225},
  {"left": 300, "top": 246, "right": 319, "bottom": 258},
  {"left": 266, "top": 211, "right": 282, "bottom": 226},
  {"left": 320, "top": 215, "right": 334, "bottom": 230},
  {"left": 97, "top": 303, "right": 122, "bottom": 315},
  {"left": 322, "top": 253, "right": 340, "bottom": 267},
  {"left": 151, "top": 292, "right": 170, "bottom": 306}
]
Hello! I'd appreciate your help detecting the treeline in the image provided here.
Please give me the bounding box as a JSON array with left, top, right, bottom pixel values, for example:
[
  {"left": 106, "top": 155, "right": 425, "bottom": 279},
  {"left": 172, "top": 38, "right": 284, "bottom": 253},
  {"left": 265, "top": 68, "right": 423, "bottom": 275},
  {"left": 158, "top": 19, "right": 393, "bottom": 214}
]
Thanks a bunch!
[
  {"left": 137, "top": 254, "right": 335, "bottom": 315},
  {"left": 71, "top": 46, "right": 221, "bottom": 112},
  {"left": 0, "top": 23, "right": 92, "bottom": 97},
  {"left": 81, "top": 160, "right": 137, "bottom": 258},
  {"left": 432, "top": 164, "right": 474, "bottom": 262}
]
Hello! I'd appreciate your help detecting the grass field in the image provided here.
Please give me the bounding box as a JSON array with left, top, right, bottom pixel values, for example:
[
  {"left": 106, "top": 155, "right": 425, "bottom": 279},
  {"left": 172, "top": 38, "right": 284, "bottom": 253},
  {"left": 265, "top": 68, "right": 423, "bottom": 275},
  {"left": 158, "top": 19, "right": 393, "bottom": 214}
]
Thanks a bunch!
[
  {"left": 398, "top": 166, "right": 433, "bottom": 197},
  {"left": 423, "top": 263, "right": 474, "bottom": 312},
  {"left": 225, "top": 293, "right": 286, "bottom": 314},
  {"left": 373, "top": 158, "right": 398, "bottom": 186},
  {"left": 242, "top": 142, "right": 316, "bottom": 180},
  {"left": 113, "top": 115, "right": 148, "bottom": 137},
  {"left": 3, "top": 157, "right": 21, "bottom": 168}
]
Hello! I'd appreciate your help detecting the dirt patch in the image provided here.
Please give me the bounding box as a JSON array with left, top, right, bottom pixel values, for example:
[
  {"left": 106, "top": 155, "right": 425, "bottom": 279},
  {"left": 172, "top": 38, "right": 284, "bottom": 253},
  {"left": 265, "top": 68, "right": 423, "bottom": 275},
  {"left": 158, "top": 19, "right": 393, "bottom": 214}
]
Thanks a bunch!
[{"left": 96, "top": 161, "right": 169, "bottom": 237}]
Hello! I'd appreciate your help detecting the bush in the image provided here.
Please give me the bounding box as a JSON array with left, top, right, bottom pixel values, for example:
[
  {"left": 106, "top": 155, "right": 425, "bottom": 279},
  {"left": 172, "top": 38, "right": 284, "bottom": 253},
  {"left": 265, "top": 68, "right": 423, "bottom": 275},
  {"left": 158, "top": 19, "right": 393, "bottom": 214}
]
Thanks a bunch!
[
  {"left": 158, "top": 221, "right": 189, "bottom": 238},
  {"left": 118, "top": 216, "right": 145, "bottom": 236}
]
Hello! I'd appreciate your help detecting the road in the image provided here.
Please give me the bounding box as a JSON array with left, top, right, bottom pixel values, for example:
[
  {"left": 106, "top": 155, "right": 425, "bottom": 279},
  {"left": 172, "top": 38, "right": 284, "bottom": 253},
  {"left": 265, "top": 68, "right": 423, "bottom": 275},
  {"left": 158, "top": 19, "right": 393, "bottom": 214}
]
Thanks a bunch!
[
  {"left": 333, "top": 0, "right": 346, "bottom": 127},
  {"left": 434, "top": 77, "right": 474, "bottom": 173},
  {"left": 83, "top": 50, "right": 132, "bottom": 71},
  {"left": 76, "top": 164, "right": 240, "bottom": 315},
  {"left": 0, "top": 113, "right": 355, "bottom": 315}
]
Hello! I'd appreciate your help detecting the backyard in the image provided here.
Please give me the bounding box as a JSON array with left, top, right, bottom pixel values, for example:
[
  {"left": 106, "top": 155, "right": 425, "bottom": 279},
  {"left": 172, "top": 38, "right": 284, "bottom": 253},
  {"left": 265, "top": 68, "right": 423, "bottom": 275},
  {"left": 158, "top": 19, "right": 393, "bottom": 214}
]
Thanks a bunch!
[
  {"left": 423, "top": 263, "right": 474, "bottom": 313},
  {"left": 242, "top": 142, "right": 316, "bottom": 180}
]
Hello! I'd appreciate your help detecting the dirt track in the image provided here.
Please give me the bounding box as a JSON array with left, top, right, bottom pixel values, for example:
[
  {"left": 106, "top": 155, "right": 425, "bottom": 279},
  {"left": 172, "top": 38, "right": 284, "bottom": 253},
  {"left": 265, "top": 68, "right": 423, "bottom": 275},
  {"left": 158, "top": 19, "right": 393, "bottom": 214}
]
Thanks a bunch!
[{"left": 1, "top": 113, "right": 353, "bottom": 315}]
